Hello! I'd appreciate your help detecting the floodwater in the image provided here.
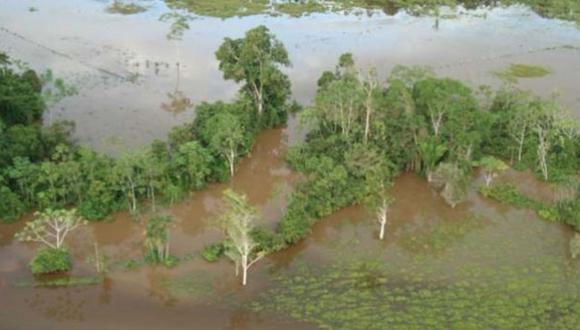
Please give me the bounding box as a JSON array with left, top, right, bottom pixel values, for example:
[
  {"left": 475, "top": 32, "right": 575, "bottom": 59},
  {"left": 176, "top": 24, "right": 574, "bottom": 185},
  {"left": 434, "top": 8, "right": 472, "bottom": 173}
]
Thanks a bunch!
[{"left": 1, "top": 1, "right": 579, "bottom": 329}]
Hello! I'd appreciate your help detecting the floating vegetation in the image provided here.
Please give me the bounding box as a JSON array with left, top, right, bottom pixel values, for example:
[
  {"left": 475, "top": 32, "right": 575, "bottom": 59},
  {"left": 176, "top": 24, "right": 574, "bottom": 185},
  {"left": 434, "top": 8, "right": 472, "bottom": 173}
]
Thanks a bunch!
[
  {"left": 165, "top": 0, "right": 270, "bottom": 18},
  {"left": 479, "top": 183, "right": 565, "bottom": 224},
  {"left": 493, "top": 63, "right": 552, "bottom": 82},
  {"left": 106, "top": 0, "right": 148, "bottom": 15},
  {"left": 162, "top": 0, "right": 580, "bottom": 22},
  {"left": 252, "top": 237, "right": 580, "bottom": 329},
  {"left": 399, "top": 217, "right": 485, "bottom": 255},
  {"left": 13, "top": 275, "right": 103, "bottom": 288},
  {"left": 161, "top": 270, "right": 215, "bottom": 299}
]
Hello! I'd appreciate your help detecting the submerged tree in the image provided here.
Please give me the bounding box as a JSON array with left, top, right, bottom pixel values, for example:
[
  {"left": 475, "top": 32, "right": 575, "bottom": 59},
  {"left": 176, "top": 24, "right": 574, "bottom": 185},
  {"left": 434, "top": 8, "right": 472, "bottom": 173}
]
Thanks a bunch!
[
  {"left": 144, "top": 215, "right": 174, "bottom": 266},
  {"left": 432, "top": 163, "right": 469, "bottom": 208},
  {"left": 417, "top": 137, "right": 447, "bottom": 182},
  {"left": 477, "top": 156, "right": 508, "bottom": 187},
  {"left": 219, "top": 189, "right": 265, "bottom": 286},
  {"left": 216, "top": 25, "right": 291, "bottom": 126},
  {"left": 369, "top": 187, "right": 395, "bottom": 240}
]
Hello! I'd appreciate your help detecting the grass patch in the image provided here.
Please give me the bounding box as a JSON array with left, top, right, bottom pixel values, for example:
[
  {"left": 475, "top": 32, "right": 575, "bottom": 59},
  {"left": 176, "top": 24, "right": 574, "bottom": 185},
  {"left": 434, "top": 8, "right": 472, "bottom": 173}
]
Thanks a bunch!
[
  {"left": 275, "top": 1, "right": 327, "bottom": 17},
  {"left": 494, "top": 64, "right": 552, "bottom": 82},
  {"left": 479, "top": 183, "right": 559, "bottom": 221},
  {"left": 251, "top": 258, "right": 580, "bottom": 329},
  {"left": 13, "top": 275, "right": 103, "bottom": 288},
  {"left": 159, "top": 0, "right": 580, "bottom": 21},
  {"left": 106, "top": 0, "right": 147, "bottom": 15},
  {"left": 161, "top": 271, "right": 214, "bottom": 299},
  {"left": 165, "top": 0, "right": 269, "bottom": 18},
  {"left": 399, "top": 217, "right": 485, "bottom": 255}
]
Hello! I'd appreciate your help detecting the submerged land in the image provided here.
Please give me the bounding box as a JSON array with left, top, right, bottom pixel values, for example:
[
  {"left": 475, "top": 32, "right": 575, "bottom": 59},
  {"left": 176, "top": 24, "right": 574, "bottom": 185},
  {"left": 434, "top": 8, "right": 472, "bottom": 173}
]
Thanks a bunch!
[{"left": 0, "top": 0, "right": 579, "bottom": 329}]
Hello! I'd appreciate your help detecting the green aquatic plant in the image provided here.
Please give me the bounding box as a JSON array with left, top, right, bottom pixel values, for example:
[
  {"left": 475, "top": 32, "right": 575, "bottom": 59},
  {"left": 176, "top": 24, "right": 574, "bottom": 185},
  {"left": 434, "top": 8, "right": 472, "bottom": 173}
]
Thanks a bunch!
[
  {"left": 571, "top": 234, "right": 580, "bottom": 259},
  {"left": 201, "top": 242, "right": 225, "bottom": 262},
  {"left": 494, "top": 63, "right": 552, "bottom": 82},
  {"left": 399, "top": 217, "right": 485, "bottom": 255},
  {"left": 106, "top": 0, "right": 147, "bottom": 15},
  {"left": 251, "top": 254, "right": 580, "bottom": 328},
  {"left": 13, "top": 275, "right": 102, "bottom": 288},
  {"left": 161, "top": 271, "right": 214, "bottom": 299}
]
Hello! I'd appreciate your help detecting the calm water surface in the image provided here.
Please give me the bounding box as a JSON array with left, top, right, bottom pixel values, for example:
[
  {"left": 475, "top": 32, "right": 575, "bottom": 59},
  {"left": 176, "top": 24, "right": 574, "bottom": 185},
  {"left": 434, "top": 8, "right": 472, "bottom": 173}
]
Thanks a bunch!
[{"left": 0, "top": 1, "right": 579, "bottom": 329}]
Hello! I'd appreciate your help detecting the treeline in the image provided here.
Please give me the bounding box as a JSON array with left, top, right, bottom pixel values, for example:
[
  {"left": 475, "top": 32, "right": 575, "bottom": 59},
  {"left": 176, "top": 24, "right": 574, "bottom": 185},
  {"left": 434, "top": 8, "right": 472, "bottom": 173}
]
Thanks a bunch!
[
  {"left": 230, "top": 54, "right": 579, "bottom": 256},
  {"left": 0, "top": 25, "right": 295, "bottom": 223}
]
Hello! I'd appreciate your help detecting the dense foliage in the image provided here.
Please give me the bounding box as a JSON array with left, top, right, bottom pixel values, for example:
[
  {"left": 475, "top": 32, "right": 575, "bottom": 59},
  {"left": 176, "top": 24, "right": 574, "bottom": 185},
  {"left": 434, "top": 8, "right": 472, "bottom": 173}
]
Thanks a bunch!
[
  {"left": 0, "top": 25, "right": 293, "bottom": 223},
  {"left": 243, "top": 54, "right": 578, "bottom": 255}
]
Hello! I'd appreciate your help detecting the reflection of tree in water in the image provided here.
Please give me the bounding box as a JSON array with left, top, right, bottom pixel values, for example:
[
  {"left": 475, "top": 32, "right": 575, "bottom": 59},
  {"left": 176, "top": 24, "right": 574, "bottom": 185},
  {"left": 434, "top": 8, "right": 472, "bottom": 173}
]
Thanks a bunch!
[
  {"left": 225, "top": 308, "right": 254, "bottom": 330},
  {"left": 145, "top": 270, "right": 178, "bottom": 306},
  {"left": 25, "top": 289, "right": 87, "bottom": 321},
  {"left": 397, "top": 216, "right": 485, "bottom": 255},
  {"left": 159, "top": 11, "right": 194, "bottom": 116},
  {"left": 161, "top": 90, "right": 193, "bottom": 115},
  {"left": 98, "top": 276, "right": 113, "bottom": 305}
]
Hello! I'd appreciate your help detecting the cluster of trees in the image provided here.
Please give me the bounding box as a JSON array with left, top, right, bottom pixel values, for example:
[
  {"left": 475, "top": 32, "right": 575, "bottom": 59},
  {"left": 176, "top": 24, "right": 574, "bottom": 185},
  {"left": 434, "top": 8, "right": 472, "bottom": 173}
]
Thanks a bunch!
[
  {"left": 273, "top": 54, "right": 578, "bottom": 245},
  {"left": 205, "top": 53, "right": 578, "bottom": 270},
  {"left": 4, "top": 26, "right": 578, "bottom": 278},
  {"left": 0, "top": 25, "right": 295, "bottom": 225},
  {"left": 3, "top": 26, "right": 297, "bottom": 276}
]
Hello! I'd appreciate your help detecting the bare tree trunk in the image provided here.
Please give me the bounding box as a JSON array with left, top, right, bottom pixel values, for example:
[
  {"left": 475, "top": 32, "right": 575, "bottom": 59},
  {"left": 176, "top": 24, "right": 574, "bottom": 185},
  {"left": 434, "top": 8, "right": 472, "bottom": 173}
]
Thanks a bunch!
[
  {"left": 379, "top": 220, "right": 386, "bottom": 240},
  {"left": 517, "top": 125, "right": 526, "bottom": 162},
  {"left": 94, "top": 243, "right": 101, "bottom": 273},
  {"left": 242, "top": 254, "right": 248, "bottom": 286},
  {"left": 364, "top": 107, "right": 371, "bottom": 145},
  {"left": 228, "top": 148, "right": 235, "bottom": 178},
  {"left": 377, "top": 203, "right": 388, "bottom": 240},
  {"left": 150, "top": 184, "right": 156, "bottom": 212},
  {"left": 537, "top": 127, "right": 549, "bottom": 181}
]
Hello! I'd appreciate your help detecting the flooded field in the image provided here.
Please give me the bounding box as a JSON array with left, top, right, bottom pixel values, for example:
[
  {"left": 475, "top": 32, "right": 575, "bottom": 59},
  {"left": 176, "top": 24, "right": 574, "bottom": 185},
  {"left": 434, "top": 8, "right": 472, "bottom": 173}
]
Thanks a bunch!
[
  {"left": 1, "top": 0, "right": 579, "bottom": 329},
  {"left": 1, "top": 0, "right": 580, "bottom": 152}
]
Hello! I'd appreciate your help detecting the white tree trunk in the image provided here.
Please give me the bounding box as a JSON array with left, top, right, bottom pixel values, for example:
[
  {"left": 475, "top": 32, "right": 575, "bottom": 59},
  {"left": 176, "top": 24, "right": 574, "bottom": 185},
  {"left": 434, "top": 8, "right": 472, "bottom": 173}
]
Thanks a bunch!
[
  {"left": 537, "top": 128, "right": 549, "bottom": 181},
  {"left": 364, "top": 107, "right": 371, "bottom": 145},
  {"left": 517, "top": 125, "right": 526, "bottom": 162},
  {"left": 242, "top": 254, "right": 248, "bottom": 286},
  {"left": 379, "top": 220, "right": 386, "bottom": 240},
  {"left": 228, "top": 148, "right": 235, "bottom": 177},
  {"left": 377, "top": 203, "right": 388, "bottom": 240}
]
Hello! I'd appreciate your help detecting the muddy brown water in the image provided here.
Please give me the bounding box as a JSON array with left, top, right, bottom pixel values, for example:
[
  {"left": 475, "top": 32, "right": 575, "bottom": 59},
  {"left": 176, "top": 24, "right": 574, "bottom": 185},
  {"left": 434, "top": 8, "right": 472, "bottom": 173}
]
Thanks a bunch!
[{"left": 1, "top": 1, "right": 579, "bottom": 329}]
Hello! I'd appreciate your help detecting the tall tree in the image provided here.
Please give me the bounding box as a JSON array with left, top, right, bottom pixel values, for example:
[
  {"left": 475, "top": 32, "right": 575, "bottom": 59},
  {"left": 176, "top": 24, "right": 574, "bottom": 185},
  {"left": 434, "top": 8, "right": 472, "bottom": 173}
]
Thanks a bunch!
[
  {"left": 207, "top": 112, "right": 246, "bottom": 178},
  {"left": 215, "top": 25, "right": 291, "bottom": 126},
  {"left": 360, "top": 69, "right": 380, "bottom": 145},
  {"left": 15, "top": 209, "right": 86, "bottom": 249},
  {"left": 477, "top": 156, "right": 508, "bottom": 187},
  {"left": 219, "top": 189, "right": 265, "bottom": 286}
]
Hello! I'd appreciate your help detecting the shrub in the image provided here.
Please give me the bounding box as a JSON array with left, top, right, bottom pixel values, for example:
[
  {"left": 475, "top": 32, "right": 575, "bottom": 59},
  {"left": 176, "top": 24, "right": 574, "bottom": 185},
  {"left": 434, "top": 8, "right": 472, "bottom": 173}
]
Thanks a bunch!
[
  {"left": 479, "top": 184, "right": 540, "bottom": 210},
  {"left": 558, "top": 204, "right": 580, "bottom": 231},
  {"left": 163, "top": 255, "right": 180, "bottom": 268},
  {"left": 0, "top": 186, "right": 25, "bottom": 223},
  {"left": 251, "top": 227, "right": 286, "bottom": 253},
  {"left": 30, "top": 248, "right": 72, "bottom": 275},
  {"left": 201, "top": 242, "right": 225, "bottom": 262}
]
